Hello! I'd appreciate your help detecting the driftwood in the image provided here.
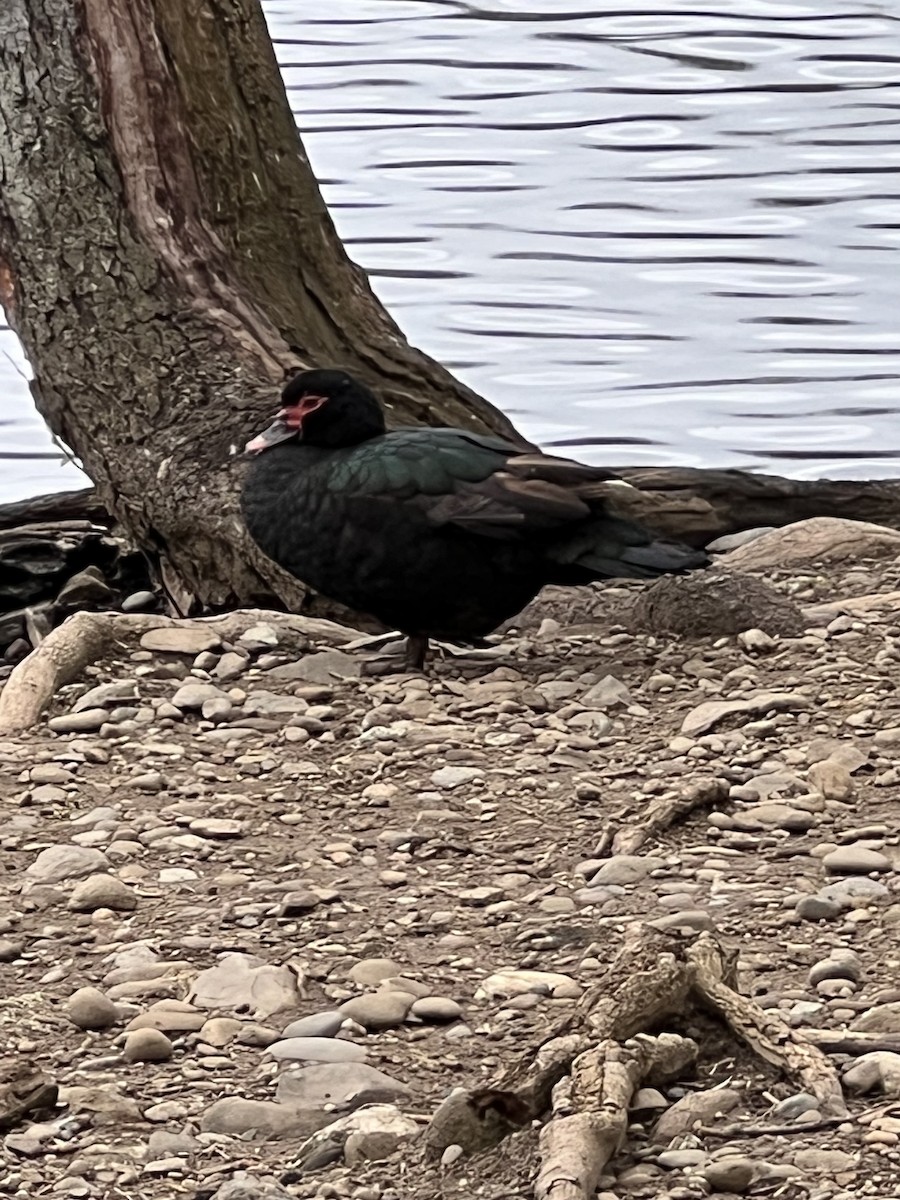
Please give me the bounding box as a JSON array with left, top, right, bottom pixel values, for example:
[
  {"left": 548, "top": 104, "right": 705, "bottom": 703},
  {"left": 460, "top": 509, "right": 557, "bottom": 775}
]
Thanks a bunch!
[
  {"left": 0, "top": 489, "right": 111, "bottom": 532},
  {"left": 0, "top": 609, "right": 361, "bottom": 734},
  {"left": 5, "top": 467, "right": 900, "bottom": 549},
  {"left": 595, "top": 778, "right": 728, "bottom": 858},
  {"left": 426, "top": 926, "right": 846, "bottom": 1200}
]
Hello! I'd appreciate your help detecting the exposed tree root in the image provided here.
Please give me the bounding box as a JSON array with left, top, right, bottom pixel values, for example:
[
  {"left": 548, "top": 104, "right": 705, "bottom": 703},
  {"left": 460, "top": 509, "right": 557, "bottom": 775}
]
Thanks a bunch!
[
  {"left": 536, "top": 1033, "right": 696, "bottom": 1200},
  {"left": 425, "top": 927, "right": 846, "bottom": 1199},
  {"left": 596, "top": 778, "right": 729, "bottom": 857},
  {"left": 0, "top": 608, "right": 361, "bottom": 735}
]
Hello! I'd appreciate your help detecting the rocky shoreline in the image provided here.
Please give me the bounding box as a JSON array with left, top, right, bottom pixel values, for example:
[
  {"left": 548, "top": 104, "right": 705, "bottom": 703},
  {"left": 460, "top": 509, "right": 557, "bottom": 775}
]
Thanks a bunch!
[{"left": 3, "top": 516, "right": 900, "bottom": 1199}]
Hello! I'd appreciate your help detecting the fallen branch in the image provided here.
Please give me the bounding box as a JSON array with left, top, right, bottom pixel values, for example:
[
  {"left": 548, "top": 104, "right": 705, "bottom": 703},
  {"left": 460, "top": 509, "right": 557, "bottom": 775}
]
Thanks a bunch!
[
  {"left": 426, "top": 927, "right": 846, "bottom": 1200},
  {"left": 0, "top": 608, "right": 362, "bottom": 734},
  {"left": 597, "top": 778, "right": 729, "bottom": 857}
]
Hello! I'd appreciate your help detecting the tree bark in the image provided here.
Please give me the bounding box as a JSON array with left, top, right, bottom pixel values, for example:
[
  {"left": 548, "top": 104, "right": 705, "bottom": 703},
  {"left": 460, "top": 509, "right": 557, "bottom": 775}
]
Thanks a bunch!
[{"left": 0, "top": 0, "right": 518, "bottom": 613}]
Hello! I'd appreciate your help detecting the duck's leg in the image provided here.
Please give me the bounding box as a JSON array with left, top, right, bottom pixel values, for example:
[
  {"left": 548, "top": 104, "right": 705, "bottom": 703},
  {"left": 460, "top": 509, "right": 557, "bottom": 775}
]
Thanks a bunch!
[{"left": 405, "top": 635, "right": 429, "bottom": 672}]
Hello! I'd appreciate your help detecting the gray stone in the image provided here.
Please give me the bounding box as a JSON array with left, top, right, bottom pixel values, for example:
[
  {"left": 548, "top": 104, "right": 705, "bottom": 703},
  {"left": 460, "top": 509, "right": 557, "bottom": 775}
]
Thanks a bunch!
[
  {"left": 281, "top": 1012, "right": 345, "bottom": 1039},
  {"left": 795, "top": 895, "right": 843, "bottom": 922},
  {"left": 121, "top": 590, "right": 157, "bottom": 612},
  {"left": 200, "top": 1098, "right": 325, "bottom": 1141},
  {"left": 588, "top": 855, "right": 664, "bottom": 886},
  {"left": 842, "top": 1051, "right": 900, "bottom": 1096},
  {"left": 123, "top": 1028, "right": 174, "bottom": 1063},
  {"left": 792, "top": 1146, "right": 858, "bottom": 1172},
  {"left": 268, "top": 650, "right": 360, "bottom": 683},
  {"left": 580, "top": 675, "right": 631, "bottom": 709},
  {"left": 210, "top": 1173, "right": 293, "bottom": 1200},
  {"left": 820, "top": 876, "right": 890, "bottom": 907},
  {"left": 266, "top": 1037, "right": 367, "bottom": 1064},
  {"left": 851, "top": 1003, "right": 900, "bottom": 1034},
  {"left": 822, "top": 845, "right": 891, "bottom": 875},
  {"left": 703, "top": 1157, "right": 755, "bottom": 1193},
  {"left": 340, "top": 991, "right": 414, "bottom": 1032},
  {"left": 409, "top": 997, "right": 463, "bottom": 1023},
  {"left": 430, "top": 766, "right": 484, "bottom": 790},
  {"left": 172, "top": 682, "right": 228, "bottom": 711},
  {"left": 275, "top": 1062, "right": 412, "bottom": 1113},
  {"left": 68, "top": 873, "right": 137, "bottom": 913},
  {"left": 73, "top": 680, "right": 139, "bottom": 713},
  {"left": 47, "top": 709, "right": 109, "bottom": 733},
  {"left": 57, "top": 568, "right": 114, "bottom": 606},
  {"left": 25, "top": 844, "right": 109, "bottom": 885},
  {"left": 657, "top": 1148, "right": 707, "bottom": 1169},
  {"left": 347, "top": 958, "right": 404, "bottom": 987},
  {"left": 188, "top": 953, "right": 301, "bottom": 1020},
  {"left": 477, "top": 969, "right": 580, "bottom": 1001},
  {"left": 707, "top": 527, "right": 775, "bottom": 553},
  {"left": 66, "top": 987, "right": 119, "bottom": 1031}
]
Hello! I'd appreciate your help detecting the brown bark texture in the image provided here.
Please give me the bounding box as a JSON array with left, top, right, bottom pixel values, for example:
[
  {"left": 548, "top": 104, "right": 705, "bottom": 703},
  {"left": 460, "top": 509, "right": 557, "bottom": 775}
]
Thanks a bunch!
[{"left": 0, "top": 0, "right": 518, "bottom": 612}]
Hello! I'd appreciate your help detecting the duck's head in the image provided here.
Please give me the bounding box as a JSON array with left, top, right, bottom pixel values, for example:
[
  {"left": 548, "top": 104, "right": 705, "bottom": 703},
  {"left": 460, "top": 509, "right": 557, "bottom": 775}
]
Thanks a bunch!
[{"left": 245, "top": 368, "right": 386, "bottom": 454}]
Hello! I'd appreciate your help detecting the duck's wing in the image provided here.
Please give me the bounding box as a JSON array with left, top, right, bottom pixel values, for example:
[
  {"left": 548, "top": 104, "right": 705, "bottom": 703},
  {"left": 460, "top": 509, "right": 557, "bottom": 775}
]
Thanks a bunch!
[{"left": 339, "top": 428, "right": 626, "bottom": 540}]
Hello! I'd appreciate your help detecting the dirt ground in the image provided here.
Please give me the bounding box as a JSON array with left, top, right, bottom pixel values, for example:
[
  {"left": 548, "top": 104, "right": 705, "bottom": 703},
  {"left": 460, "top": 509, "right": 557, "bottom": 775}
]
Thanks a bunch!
[{"left": 3, "top": 552, "right": 900, "bottom": 1200}]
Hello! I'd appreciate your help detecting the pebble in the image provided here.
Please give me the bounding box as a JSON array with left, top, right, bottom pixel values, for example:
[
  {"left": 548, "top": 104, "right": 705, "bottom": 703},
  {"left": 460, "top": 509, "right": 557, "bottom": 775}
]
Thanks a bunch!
[
  {"left": 281, "top": 1012, "right": 345, "bottom": 1039},
  {"left": 822, "top": 844, "right": 892, "bottom": 874},
  {"left": 340, "top": 990, "right": 414, "bottom": 1031},
  {"left": 47, "top": 709, "right": 109, "bottom": 733},
  {"left": 409, "top": 996, "right": 463, "bottom": 1022},
  {"left": 172, "top": 682, "right": 229, "bottom": 711},
  {"left": 67, "top": 873, "right": 138, "bottom": 912},
  {"left": 123, "top": 1028, "right": 175, "bottom": 1063},
  {"left": 347, "top": 958, "right": 405, "bottom": 987},
  {"left": 267, "top": 1036, "right": 368, "bottom": 1063},
  {"left": 66, "top": 986, "right": 119, "bottom": 1030},
  {"left": 703, "top": 1157, "right": 755, "bottom": 1192},
  {"left": 25, "top": 844, "right": 109, "bottom": 885},
  {"left": 430, "top": 766, "right": 484, "bottom": 790}
]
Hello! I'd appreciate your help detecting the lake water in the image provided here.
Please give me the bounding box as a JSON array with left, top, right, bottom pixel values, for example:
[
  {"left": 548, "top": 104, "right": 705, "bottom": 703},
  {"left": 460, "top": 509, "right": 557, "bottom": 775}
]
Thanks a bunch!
[{"left": 3, "top": 0, "right": 900, "bottom": 502}]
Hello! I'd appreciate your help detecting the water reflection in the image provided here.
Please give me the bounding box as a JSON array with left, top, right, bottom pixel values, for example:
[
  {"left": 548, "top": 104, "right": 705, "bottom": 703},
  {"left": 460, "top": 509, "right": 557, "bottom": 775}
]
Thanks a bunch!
[{"left": 2, "top": 0, "right": 900, "bottom": 501}]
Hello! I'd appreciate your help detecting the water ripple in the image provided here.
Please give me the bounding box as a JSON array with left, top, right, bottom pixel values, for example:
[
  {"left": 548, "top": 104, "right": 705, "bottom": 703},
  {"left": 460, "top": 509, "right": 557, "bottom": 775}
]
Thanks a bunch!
[{"left": 3, "top": 0, "right": 900, "bottom": 499}]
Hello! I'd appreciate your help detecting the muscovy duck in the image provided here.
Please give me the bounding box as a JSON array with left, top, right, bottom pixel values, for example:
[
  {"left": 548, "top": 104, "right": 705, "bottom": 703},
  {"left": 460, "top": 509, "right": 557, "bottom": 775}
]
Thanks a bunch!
[{"left": 241, "top": 369, "right": 708, "bottom": 668}]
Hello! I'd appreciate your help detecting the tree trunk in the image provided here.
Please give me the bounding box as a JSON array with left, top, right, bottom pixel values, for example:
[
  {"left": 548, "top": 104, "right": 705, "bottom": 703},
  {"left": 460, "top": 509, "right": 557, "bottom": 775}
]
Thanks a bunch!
[{"left": 0, "top": 0, "right": 519, "bottom": 613}]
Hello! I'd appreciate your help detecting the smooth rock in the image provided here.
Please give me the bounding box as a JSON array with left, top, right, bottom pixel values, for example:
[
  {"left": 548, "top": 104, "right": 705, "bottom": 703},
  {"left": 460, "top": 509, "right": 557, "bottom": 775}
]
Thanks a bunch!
[
  {"left": 189, "top": 953, "right": 301, "bottom": 1020},
  {"left": 266, "top": 1037, "right": 367, "bottom": 1063},
  {"left": 123, "top": 1029, "right": 174, "bottom": 1063},
  {"left": 843, "top": 1051, "right": 900, "bottom": 1096},
  {"left": 409, "top": 997, "right": 463, "bottom": 1023},
  {"left": 172, "top": 682, "right": 228, "bottom": 711},
  {"left": 703, "top": 1157, "right": 755, "bottom": 1193},
  {"left": 723, "top": 517, "right": 900, "bottom": 569},
  {"left": 281, "top": 1012, "right": 345, "bottom": 1039},
  {"left": 347, "top": 958, "right": 404, "bottom": 987},
  {"left": 340, "top": 991, "right": 414, "bottom": 1032},
  {"left": 68, "top": 873, "right": 138, "bottom": 913},
  {"left": 476, "top": 969, "right": 580, "bottom": 1001},
  {"left": 25, "top": 844, "right": 109, "bottom": 886},
  {"left": 47, "top": 709, "right": 109, "bottom": 734},
  {"left": 66, "top": 987, "right": 119, "bottom": 1031},
  {"left": 588, "top": 854, "right": 664, "bottom": 886},
  {"left": 822, "top": 845, "right": 891, "bottom": 875},
  {"left": 200, "top": 1098, "right": 325, "bottom": 1141},
  {"left": 275, "top": 1063, "right": 412, "bottom": 1113}
]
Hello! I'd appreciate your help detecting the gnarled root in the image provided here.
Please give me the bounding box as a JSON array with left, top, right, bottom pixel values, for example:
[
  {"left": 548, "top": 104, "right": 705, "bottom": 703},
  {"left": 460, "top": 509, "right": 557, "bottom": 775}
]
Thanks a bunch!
[
  {"left": 536, "top": 1033, "right": 697, "bottom": 1200},
  {"left": 426, "top": 928, "right": 847, "bottom": 1200}
]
